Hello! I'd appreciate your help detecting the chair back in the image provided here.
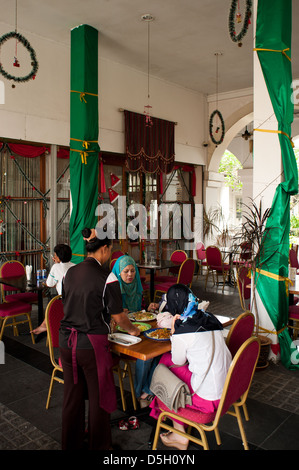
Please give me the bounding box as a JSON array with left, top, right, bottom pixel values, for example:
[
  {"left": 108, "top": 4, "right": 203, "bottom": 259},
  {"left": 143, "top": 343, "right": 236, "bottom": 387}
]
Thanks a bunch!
[
  {"left": 170, "top": 250, "right": 187, "bottom": 263},
  {"left": 110, "top": 258, "right": 117, "bottom": 270},
  {"left": 226, "top": 311, "right": 255, "bottom": 357},
  {"left": 289, "top": 249, "right": 299, "bottom": 269},
  {"left": 216, "top": 336, "right": 260, "bottom": 418},
  {"left": 45, "top": 295, "right": 64, "bottom": 366},
  {"left": 195, "top": 242, "right": 206, "bottom": 261},
  {"left": 111, "top": 250, "right": 125, "bottom": 261},
  {"left": 206, "top": 246, "right": 222, "bottom": 267},
  {"left": 236, "top": 266, "right": 251, "bottom": 310},
  {"left": 177, "top": 258, "right": 195, "bottom": 286},
  {"left": 0, "top": 260, "right": 25, "bottom": 292}
]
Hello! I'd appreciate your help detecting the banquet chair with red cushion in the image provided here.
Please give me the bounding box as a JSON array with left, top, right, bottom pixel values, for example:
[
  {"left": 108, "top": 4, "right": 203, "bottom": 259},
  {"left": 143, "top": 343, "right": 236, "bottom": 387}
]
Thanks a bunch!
[
  {"left": 154, "top": 250, "right": 188, "bottom": 283},
  {"left": 204, "top": 246, "right": 230, "bottom": 292},
  {"left": 152, "top": 336, "right": 260, "bottom": 451},
  {"left": 289, "top": 248, "right": 299, "bottom": 273},
  {"left": 45, "top": 295, "right": 64, "bottom": 409},
  {"left": 110, "top": 250, "right": 125, "bottom": 261},
  {"left": 0, "top": 260, "right": 38, "bottom": 304},
  {"left": 154, "top": 258, "right": 195, "bottom": 302},
  {"left": 288, "top": 304, "right": 299, "bottom": 340},
  {"left": 195, "top": 242, "right": 207, "bottom": 278},
  {"left": 236, "top": 266, "right": 251, "bottom": 311},
  {"left": 0, "top": 300, "right": 34, "bottom": 343}
]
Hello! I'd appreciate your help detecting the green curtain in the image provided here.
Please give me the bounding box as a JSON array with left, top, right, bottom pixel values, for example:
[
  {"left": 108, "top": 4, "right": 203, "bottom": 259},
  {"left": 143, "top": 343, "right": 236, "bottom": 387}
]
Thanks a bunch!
[
  {"left": 69, "top": 25, "right": 99, "bottom": 263},
  {"left": 255, "top": 0, "right": 299, "bottom": 369}
]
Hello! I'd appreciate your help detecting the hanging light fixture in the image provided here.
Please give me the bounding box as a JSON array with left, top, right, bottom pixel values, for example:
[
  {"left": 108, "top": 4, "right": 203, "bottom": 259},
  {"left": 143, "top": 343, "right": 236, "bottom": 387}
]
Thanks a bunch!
[
  {"left": 141, "top": 13, "right": 155, "bottom": 127},
  {"left": 242, "top": 126, "right": 252, "bottom": 140}
]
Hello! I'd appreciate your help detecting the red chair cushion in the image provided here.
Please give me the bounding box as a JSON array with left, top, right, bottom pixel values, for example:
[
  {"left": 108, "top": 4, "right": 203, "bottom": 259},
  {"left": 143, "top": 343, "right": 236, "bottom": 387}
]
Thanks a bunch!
[
  {"left": 0, "top": 301, "right": 32, "bottom": 317},
  {"left": 156, "top": 397, "right": 216, "bottom": 424},
  {"left": 289, "top": 305, "right": 299, "bottom": 320}
]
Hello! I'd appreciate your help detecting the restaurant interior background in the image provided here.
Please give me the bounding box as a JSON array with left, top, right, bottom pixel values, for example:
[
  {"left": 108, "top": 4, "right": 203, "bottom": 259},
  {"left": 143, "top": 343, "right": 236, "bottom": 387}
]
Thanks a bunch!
[{"left": 0, "top": 0, "right": 299, "bottom": 272}]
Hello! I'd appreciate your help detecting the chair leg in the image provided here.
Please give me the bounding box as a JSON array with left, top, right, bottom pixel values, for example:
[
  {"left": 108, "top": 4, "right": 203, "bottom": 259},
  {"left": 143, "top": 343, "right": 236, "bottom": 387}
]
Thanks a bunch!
[
  {"left": 114, "top": 365, "right": 127, "bottom": 412},
  {"left": 0, "top": 317, "right": 8, "bottom": 341},
  {"left": 46, "top": 371, "right": 55, "bottom": 409},
  {"left": 125, "top": 362, "right": 138, "bottom": 410},
  {"left": 234, "top": 404, "right": 249, "bottom": 450},
  {"left": 26, "top": 313, "right": 35, "bottom": 345},
  {"left": 242, "top": 403, "right": 250, "bottom": 421}
]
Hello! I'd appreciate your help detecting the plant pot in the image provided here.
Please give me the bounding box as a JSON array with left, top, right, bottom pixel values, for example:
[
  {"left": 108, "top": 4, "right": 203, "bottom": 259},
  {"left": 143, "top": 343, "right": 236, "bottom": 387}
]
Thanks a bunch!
[{"left": 256, "top": 334, "right": 272, "bottom": 370}]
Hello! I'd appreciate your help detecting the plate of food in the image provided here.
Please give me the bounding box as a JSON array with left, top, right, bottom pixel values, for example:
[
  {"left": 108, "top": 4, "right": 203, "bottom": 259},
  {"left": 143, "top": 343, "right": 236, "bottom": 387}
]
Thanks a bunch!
[
  {"left": 116, "top": 322, "right": 152, "bottom": 333},
  {"left": 143, "top": 328, "right": 171, "bottom": 341},
  {"left": 128, "top": 311, "right": 157, "bottom": 322}
]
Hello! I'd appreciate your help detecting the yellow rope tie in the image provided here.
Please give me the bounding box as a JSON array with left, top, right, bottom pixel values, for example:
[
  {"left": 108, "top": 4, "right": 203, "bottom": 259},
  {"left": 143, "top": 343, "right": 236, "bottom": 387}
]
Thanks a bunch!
[
  {"left": 253, "top": 47, "right": 291, "bottom": 62},
  {"left": 70, "top": 148, "right": 95, "bottom": 164},
  {"left": 70, "top": 138, "right": 98, "bottom": 149},
  {"left": 253, "top": 128, "right": 294, "bottom": 148},
  {"left": 255, "top": 268, "right": 292, "bottom": 295},
  {"left": 70, "top": 90, "right": 98, "bottom": 103}
]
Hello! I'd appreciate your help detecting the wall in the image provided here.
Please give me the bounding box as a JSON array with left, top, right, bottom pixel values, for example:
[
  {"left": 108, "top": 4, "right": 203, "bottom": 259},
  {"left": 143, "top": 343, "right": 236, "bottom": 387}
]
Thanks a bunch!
[{"left": 0, "top": 24, "right": 207, "bottom": 166}]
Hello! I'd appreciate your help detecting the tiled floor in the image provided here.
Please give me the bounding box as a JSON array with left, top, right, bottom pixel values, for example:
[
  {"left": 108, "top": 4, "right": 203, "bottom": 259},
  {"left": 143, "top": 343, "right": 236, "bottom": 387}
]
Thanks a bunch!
[{"left": 1, "top": 275, "right": 299, "bottom": 454}]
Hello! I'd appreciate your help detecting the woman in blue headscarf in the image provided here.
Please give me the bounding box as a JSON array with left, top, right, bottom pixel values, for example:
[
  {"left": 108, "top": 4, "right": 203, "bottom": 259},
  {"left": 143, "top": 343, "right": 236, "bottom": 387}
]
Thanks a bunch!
[
  {"left": 112, "top": 255, "right": 159, "bottom": 406},
  {"left": 112, "top": 255, "right": 143, "bottom": 312}
]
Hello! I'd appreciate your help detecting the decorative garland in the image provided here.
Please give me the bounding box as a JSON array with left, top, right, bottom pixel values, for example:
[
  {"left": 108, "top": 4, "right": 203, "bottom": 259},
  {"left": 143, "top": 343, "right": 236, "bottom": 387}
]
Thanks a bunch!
[
  {"left": 209, "top": 110, "right": 225, "bottom": 146},
  {"left": 228, "top": 0, "right": 252, "bottom": 46},
  {"left": 0, "top": 31, "right": 38, "bottom": 82}
]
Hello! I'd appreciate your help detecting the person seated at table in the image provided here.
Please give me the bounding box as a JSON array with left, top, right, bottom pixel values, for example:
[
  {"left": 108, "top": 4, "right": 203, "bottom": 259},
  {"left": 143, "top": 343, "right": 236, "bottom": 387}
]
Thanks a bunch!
[
  {"left": 32, "top": 244, "right": 75, "bottom": 335},
  {"left": 112, "top": 254, "right": 159, "bottom": 407},
  {"left": 149, "top": 284, "right": 232, "bottom": 450}
]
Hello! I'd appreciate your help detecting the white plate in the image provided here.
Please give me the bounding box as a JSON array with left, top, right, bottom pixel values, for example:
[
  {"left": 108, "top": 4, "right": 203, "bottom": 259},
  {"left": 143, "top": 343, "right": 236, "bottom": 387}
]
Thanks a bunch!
[
  {"left": 128, "top": 311, "right": 157, "bottom": 321},
  {"left": 108, "top": 333, "right": 141, "bottom": 346}
]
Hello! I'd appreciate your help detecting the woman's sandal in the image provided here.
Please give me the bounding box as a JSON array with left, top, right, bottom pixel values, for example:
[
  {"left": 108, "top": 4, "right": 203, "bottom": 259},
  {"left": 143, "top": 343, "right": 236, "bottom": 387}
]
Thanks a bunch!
[
  {"left": 139, "top": 395, "right": 154, "bottom": 408},
  {"left": 118, "top": 416, "right": 140, "bottom": 431}
]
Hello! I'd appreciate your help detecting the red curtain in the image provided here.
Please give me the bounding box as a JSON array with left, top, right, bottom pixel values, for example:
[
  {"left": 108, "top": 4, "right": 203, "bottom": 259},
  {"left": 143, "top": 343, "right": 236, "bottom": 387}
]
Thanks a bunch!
[
  {"left": 0, "top": 142, "right": 69, "bottom": 159},
  {"left": 124, "top": 110, "right": 175, "bottom": 174}
]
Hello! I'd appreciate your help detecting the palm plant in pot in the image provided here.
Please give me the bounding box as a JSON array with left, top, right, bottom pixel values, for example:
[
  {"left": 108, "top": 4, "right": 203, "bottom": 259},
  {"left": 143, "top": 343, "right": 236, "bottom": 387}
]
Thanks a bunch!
[{"left": 232, "top": 199, "right": 273, "bottom": 368}]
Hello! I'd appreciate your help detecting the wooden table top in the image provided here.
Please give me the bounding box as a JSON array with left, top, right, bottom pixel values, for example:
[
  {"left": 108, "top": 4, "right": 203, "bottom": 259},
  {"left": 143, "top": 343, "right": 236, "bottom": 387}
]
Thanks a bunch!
[
  {"left": 109, "top": 320, "right": 171, "bottom": 361},
  {"left": 109, "top": 315, "right": 234, "bottom": 361}
]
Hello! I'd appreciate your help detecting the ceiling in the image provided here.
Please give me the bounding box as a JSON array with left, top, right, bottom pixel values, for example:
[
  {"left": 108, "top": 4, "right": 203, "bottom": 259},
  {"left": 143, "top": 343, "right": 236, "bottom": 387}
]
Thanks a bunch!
[{"left": 0, "top": 0, "right": 298, "bottom": 95}]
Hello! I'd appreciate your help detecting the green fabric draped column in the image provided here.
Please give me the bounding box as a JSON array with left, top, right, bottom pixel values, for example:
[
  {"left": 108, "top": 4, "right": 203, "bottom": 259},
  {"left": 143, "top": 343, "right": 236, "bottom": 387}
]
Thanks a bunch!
[
  {"left": 69, "top": 24, "right": 99, "bottom": 263},
  {"left": 255, "top": 0, "right": 299, "bottom": 369}
]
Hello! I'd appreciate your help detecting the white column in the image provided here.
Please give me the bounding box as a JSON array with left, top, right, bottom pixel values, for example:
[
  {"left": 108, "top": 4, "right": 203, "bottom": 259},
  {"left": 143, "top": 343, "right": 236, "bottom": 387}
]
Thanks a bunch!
[
  {"left": 50, "top": 145, "right": 57, "bottom": 257},
  {"left": 253, "top": 0, "right": 280, "bottom": 360}
]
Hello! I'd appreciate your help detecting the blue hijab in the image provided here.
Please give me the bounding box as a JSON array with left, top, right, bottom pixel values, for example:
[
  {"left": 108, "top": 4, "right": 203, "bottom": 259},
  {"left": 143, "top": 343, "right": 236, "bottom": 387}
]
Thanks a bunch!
[{"left": 112, "top": 255, "right": 143, "bottom": 312}]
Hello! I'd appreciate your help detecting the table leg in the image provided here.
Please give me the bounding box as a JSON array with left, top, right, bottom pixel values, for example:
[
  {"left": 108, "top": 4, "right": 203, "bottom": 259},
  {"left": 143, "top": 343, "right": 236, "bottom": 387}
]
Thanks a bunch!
[
  {"left": 37, "top": 290, "right": 44, "bottom": 325},
  {"left": 150, "top": 269, "right": 155, "bottom": 302}
]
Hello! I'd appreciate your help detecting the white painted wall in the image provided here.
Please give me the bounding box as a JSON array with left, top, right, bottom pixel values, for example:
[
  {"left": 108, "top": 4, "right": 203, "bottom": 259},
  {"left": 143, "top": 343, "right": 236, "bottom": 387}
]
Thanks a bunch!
[{"left": 0, "top": 24, "right": 206, "bottom": 166}]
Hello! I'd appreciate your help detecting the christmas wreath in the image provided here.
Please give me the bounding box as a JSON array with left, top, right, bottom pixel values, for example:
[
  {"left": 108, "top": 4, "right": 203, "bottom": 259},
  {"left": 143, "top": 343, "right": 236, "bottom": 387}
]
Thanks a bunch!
[
  {"left": 209, "top": 110, "right": 225, "bottom": 146},
  {"left": 228, "top": 0, "right": 252, "bottom": 45},
  {"left": 0, "top": 31, "right": 38, "bottom": 82}
]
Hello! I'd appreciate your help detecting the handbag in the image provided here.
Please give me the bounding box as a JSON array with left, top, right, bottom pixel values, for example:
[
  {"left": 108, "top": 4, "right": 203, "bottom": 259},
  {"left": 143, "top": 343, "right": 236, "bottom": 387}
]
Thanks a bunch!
[{"left": 150, "top": 331, "right": 215, "bottom": 412}]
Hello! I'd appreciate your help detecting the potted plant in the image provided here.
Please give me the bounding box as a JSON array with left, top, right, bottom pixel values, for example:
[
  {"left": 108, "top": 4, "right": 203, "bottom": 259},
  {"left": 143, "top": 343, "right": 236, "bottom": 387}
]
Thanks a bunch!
[{"left": 232, "top": 199, "right": 273, "bottom": 368}]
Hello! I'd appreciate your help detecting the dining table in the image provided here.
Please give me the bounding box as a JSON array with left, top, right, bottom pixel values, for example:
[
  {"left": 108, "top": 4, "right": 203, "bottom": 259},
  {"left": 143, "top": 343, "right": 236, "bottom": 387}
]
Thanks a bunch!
[
  {"left": 0, "top": 274, "right": 45, "bottom": 325},
  {"left": 109, "top": 315, "right": 235, "bottom": 361},
  {"left": 136, "top": 259, "right": 181, "bottom": 301}
]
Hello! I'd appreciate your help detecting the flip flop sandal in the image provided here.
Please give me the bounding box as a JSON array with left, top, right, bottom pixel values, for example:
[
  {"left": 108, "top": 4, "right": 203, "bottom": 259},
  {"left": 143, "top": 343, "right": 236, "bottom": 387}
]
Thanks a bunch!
[
  {"left": 139, "top": 395, "right": 154, "bottom": 408},
  {"left": 128, "top": 416, "right": 140, "bottom": 430},
  {"left": 118, "top": 419, "right": 129, "bottom": 431}
]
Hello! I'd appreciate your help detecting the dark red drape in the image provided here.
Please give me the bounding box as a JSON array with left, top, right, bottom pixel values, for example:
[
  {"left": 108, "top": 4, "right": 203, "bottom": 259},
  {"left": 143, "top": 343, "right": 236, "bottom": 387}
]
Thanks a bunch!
[
  {"left": 0, "top": 142, "right": 69, "bottom": 159},
  {"left": 124, "top": 110, "right": 175, "bottom": 174}
]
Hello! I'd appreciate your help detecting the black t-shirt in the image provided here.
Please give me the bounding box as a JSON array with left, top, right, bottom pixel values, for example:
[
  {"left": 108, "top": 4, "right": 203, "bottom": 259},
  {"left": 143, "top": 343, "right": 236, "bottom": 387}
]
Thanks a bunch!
[{"left": 59, "top": 257, "right": 123, "bottom": 348}]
